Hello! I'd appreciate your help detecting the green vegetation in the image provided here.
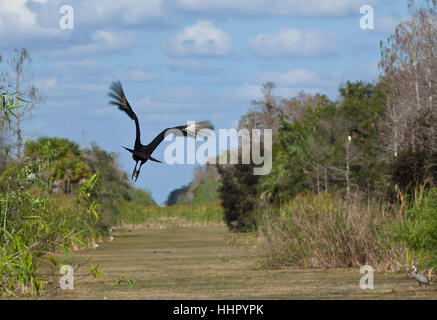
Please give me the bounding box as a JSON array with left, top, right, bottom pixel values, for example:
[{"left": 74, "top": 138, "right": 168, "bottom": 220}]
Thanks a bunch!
[
  {"left": 0, "top": 138, "right": 105, "bottom": 296},
  {"left": 114, "top": 276, "right": 136, "bottom": 288},
  {"left": 0, "top": 83, "right": 155, "bottom": 297},
  {"left": 165, "top": 185, "right": 189, "bottom": 206},
  {"left": 117, "top": 201, "right": 223, "bottom": 228},
  {"left": 213, "top": 1, "right": 437, "bottom": 274},
  {"left": 2, "top": 0, "right": 437, "bottom": 299},
  {"left": 217, "top": 162, "right": 260, "bottom": 230},
  {"left": 394, "top": 188, "right": 437, "bottom": 268},
  {"left": 165, "top": 164, "right": 220, "bottom": 206},
  {"left": 190, "top": 178, "right": 220, "bottom": 205},
  {"left": 24, "top": 137, "right": 91, "bottom": 191},
  {"left": 24, "top": 137, "right": 155, "bottom": 220},
  {"left": 1, "top": 51, "right": 218, "bottom": 298},
  {"left": 0, "top": 136, "right": 155, "bottom": 297},
  {"left": 258, "top": 192, "right": 400, "bottom": 269},
  {"left": 216, "top": 79, "right": 437, "bottom": 271}
]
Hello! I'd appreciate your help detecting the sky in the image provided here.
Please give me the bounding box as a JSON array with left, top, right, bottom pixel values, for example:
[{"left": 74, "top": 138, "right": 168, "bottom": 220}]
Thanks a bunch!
[{"left": 0, "top": 0, "right": 410, "bottom": 204}]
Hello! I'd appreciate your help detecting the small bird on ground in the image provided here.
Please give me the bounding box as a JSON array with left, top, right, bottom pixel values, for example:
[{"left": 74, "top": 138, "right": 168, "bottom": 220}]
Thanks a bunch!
[
  {"left": 109, "top": 81, "right": 214, "bottom": 181},
  {"left": 411, "top": 265, "right": 430, "bottom": 287}
]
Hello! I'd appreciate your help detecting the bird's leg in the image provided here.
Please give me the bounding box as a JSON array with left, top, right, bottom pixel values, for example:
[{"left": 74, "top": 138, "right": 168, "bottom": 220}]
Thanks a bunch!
[
  {"left": 135, "top": 161, "right": 145, "bottom": 182},
  {"left": 131, "top": 161, "right": 139, "bottom": 180}
]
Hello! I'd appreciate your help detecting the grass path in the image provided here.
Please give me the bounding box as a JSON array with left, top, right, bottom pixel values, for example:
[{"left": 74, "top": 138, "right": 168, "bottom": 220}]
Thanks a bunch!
[{"left": 53, "top": 226, "right": 437, "bottom": 299}]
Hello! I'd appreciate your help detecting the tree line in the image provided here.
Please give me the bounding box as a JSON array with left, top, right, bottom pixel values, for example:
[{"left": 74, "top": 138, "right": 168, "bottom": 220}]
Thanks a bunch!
[
  {"left": 169, "top": 0, "right": 437, "bottom": 271},
  {"left": 217, "top": 0, "right": 437, "bottom": 230}
]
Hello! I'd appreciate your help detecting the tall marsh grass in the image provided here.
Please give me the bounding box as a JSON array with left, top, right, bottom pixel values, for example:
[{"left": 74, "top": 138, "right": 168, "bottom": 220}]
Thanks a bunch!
[
  {"left": 258, "top": 192, "right": 407, "bottom": 271},
  {"left": 116, "top": 201, "right": 224, "bottom": 229},
  {"left": 393, "top": 187, "right": 437, "bottom": 268}
]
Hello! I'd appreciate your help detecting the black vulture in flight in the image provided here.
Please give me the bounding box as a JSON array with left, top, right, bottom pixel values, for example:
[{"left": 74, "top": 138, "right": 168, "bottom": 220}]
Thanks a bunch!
[{"left": 109, "top": 81, "right": 214, "bottom": 181}]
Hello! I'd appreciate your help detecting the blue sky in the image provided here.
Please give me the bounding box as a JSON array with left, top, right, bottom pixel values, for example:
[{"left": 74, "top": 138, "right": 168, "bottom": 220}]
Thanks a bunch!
[{"left": 0, "top": 0, "right": 409, "bottom": 204}]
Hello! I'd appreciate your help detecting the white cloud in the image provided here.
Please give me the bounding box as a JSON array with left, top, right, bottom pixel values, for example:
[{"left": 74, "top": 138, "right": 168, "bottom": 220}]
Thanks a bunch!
[
  {"left": 51, "top": 30, "right": 135, "bottom": 57},
  {"left": 275, "top": 87, "right": 321, "bottom": 97},
  {"left": 35, "top": 79, "right": 108, "bottom": 105},
  {"left": 56, "top": 82, "right": 108, "bottom": 92},
  {"left": 232, "top": 83, "right": 324, "bottom": 101},
  {"left": 0, "top": 0, "right": 165, "bottom": 44},
  {"left": 375, "top": 16, "right": 402, "bottom": 34},
  {"left": 232, "top": 68, "right": 337, "bottom": 101},
  {"left": 78, "top": 0, "right": 163, "bottom": 24},
  {"left": 0, "top": 0, "right": 62, "bottom": 41},
  {"left": 163, "top": 58, "right": 203, "bottom": 71},
  {"left": 0, "top": 0, "right": 37, "bottom": 30},
  {"left": 233, "top": 84, "right": 264, "bottom": 101},
  {"left": 162, "top": 58, "right": 219, "bottom": 75},
  {"left": 165, "top": 87, "right": 196, "bottom": 100},
  {"left": 253, "top": 69, "right": 335, "bottom": 87},
  {"left": 248, "top": 28, "right": 337, "bottom": 58},
  {"left": 175, "top": 0, "right": 377, "bottom": 17},
  {"left": 55, "top": 59, "right": 100, "bottom": 72},
  {"left": 34, "top": 77, "right": 58, "bottom": 90},
  {"left": 116, "top": 68, "right": 158, "bottom": 82},
  {"left": 352, "top": 62, "right": 380, "bottom": 79},
  {"left": 136, "top": 96, "right": 200, "bottom": 112},
  {"left": 162, "top": 20, "right": 233, "bottom": 57}
]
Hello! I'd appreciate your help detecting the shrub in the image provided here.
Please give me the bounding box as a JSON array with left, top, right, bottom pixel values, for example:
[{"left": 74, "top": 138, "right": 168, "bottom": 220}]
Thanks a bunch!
[
  {"left": 391, "top": 148, "right": 437, "bottom": 193},
  {"left": 166, "top": 164, "right": 220, "bottom": 206},
  {"left": 217, "top": 162, "right": 260, "bottom": 231},
  {"left": 394, "top": 188, "right": 437, "bottom": 268},
  {"left": 24, "top": 137, "right": 91, "bottom": 185},
  {"left": 258, "top": 192, "right": 402, "bottom": 270},
  {"left": 0, "top": 143, "right": 105, "bottom": 297},
  {"left": 165, "top": 185, "right": 189, "bottom": 206}
]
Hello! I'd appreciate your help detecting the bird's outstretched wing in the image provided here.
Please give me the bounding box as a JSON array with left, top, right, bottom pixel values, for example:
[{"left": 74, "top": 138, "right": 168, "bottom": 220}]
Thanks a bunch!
[
  {"left": 147, "top": 121, "right": 214, "bottom": 153},
  {"left": 109, "top": 81, "right": 141, "bottom": 146}
]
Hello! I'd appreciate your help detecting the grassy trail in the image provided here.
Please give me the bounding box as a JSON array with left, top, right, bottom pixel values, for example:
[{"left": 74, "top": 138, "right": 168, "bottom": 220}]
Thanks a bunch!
[{"left": 53, "top": 226, "right": 436, "bottom": 300}]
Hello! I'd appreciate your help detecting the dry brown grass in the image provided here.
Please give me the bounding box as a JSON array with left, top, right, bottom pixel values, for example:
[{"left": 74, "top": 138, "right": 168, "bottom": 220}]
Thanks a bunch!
[{"left": 258, "top": 192, "right": 406, "bottom": 271}]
